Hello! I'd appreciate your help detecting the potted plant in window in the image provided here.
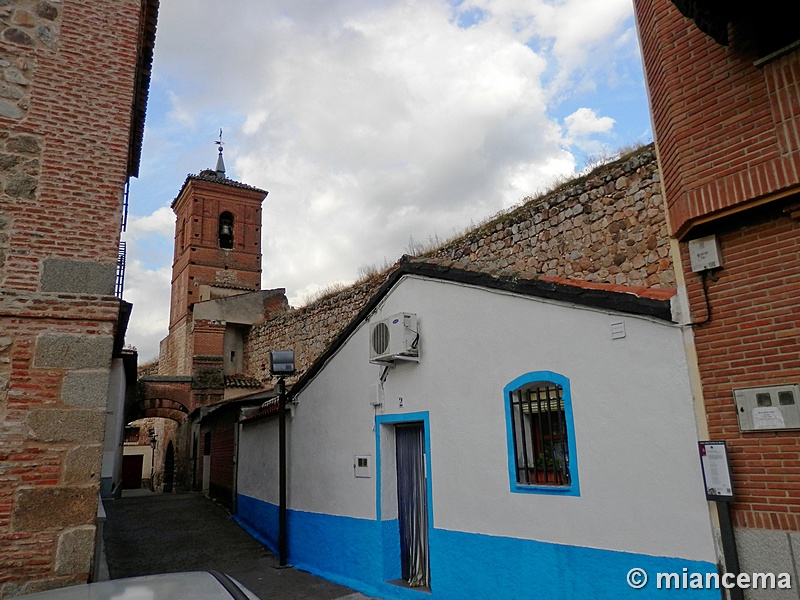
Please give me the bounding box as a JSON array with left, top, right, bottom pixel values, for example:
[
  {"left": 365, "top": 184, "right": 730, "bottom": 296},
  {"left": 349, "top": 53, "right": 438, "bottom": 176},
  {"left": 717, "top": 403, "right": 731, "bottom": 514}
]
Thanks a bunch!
[{"left": 533, "top": 451, "right": 564, "bottom": 484}]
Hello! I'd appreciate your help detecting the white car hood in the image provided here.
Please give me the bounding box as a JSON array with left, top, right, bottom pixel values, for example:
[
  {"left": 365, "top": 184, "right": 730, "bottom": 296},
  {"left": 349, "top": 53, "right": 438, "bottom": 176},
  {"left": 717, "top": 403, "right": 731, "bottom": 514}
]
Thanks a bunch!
[{"left": 20, "top": 572, "right": 259, "bottom": 600}]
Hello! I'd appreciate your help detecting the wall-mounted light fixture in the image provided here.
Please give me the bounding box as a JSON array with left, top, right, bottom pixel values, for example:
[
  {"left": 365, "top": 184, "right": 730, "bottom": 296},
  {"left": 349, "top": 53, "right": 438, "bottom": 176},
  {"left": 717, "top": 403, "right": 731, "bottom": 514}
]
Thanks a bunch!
[{"left": 269, "top": 350, "right": 296, "bottom": 376}]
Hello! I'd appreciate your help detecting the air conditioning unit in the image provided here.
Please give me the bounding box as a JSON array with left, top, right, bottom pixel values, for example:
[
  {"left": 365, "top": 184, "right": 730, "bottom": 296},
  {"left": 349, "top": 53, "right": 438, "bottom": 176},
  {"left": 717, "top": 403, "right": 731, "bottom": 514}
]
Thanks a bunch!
[{"left": 369, "top": 313, "right": 420, "bottom": 364}]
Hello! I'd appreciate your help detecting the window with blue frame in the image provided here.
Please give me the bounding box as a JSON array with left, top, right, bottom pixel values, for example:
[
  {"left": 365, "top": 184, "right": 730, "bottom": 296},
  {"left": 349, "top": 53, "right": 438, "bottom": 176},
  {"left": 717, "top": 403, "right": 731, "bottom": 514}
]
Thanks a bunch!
[{"left": 505, "top": 372, "right": 579, "bottom": 495}]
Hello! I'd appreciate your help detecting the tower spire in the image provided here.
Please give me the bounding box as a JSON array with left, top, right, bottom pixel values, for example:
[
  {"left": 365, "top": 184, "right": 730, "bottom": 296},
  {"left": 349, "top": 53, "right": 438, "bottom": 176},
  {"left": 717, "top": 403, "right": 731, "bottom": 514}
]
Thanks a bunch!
[{"left": 215, "top": 128, "right": 226, "bottom": 178}]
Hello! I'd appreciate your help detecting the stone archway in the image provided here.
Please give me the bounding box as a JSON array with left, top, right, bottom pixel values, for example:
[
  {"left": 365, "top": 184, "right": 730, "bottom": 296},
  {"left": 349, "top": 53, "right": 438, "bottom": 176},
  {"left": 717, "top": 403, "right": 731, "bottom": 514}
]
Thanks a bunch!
[
  {"left": 135, "top": 378, "right": 194, "bottom": 492},
  {"left": 136, "top": 376, "right": 226, "bottom": 493},
  {"left": 136, "top": 397, "right": 189, "bottom": 422},
  {"left": 133, "top": 377, "right": 194, "bottom": 423}
]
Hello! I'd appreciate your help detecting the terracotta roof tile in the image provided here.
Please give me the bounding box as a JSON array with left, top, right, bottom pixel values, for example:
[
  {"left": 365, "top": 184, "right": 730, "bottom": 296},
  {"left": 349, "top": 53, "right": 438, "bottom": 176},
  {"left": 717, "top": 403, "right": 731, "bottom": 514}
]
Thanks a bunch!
[
  {"left": 224, "top": 374, "right": 263, "bottom": 389},
  {"left": 408, "top": 257, "right": 676, "bottom": 302},
  {"left": 538, "top": 276, "right": 677, "bottom": 301}
]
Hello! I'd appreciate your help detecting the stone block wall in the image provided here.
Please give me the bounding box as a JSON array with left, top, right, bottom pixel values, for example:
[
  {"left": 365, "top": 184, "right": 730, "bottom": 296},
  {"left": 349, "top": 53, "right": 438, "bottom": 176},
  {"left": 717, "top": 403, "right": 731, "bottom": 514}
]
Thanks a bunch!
[
  {"left": 0, "top": 0, "right": 152, "bottom": 595},
  {"left": 1, "top": 0, "right": 60, "bottom": 123},
  {"left": 246, "top": 275, "right": 388, "bottom": 385},
  {"left": 428, "top": 145, "right": 671, "bottom": 287},
  {"left": 0, "top": 300, "right": 119, "bottom": 596},
  {"left": 158, "top": 320, "right": 192, "bottom": 377},
  {"left": 245, "top": 145, "right": 673, "bottom": 385}
]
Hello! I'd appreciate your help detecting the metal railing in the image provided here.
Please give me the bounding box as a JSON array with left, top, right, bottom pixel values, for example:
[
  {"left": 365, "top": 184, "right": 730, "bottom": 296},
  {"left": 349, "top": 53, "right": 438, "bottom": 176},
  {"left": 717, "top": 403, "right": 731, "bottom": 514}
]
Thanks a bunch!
[{"left": 115, "top": 241, "right": 126, "bottom": 298}]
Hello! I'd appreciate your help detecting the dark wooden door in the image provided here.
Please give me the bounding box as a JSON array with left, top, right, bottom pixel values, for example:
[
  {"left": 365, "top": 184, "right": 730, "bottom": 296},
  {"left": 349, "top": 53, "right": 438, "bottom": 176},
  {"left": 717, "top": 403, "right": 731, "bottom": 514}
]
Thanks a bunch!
[{"left": 121, "top": 454, "right": 144, "bottom": 489}]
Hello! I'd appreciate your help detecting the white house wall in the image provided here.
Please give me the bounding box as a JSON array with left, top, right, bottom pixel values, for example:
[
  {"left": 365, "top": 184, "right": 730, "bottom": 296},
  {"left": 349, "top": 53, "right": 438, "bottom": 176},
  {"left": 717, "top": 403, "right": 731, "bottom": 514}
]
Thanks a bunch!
[
  {"left": 238, "top": 417, "right": 279, "bottom": 505},
  {"left": 237, "top": 275, "right": 718, "bottom": 599},
  {"left": 101, "top": 357, "right": 127, "bottom": 497}
]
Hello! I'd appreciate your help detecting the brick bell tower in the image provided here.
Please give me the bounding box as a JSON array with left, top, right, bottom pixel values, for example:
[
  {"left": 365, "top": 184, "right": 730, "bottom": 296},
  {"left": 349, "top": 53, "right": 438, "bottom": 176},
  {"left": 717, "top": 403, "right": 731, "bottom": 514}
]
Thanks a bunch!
[{"left": 168, "top": 142, "right": 268, "bottom": 335}]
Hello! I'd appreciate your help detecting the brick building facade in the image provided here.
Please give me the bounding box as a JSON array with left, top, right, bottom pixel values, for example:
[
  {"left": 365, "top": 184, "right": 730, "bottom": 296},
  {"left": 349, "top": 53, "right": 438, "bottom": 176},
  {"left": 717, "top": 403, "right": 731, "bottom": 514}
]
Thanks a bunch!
[
  {"left": 140, "top": 160, "right": 285, "bottom": 495},
  {"left": 0, "top": 0, "right": 157, "bottom": 595},
  {"left": 634, "top": 0, "right": 800, "bottom": 585}
]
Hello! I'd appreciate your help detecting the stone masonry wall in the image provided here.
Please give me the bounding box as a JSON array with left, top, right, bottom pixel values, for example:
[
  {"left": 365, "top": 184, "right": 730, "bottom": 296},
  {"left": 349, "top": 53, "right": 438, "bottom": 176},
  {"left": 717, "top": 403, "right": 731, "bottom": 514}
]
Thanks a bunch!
[
  {"left": 157, "top": 320, "right": 192, "bottom": 377},
  {"left": 1, "top": 0, "right": 61, "bottom": 122},
  {"left": 429, "top": 145, "right": 671, "bottom": 287},
  {"left": 0, "top": 0, "right": 148, "bottom": 595},
  {"left": 246, "top": 275, "right": 388, "bottom": 386},
  {"left": 245, "top": 145, "right": 671, "bottom": 385}
]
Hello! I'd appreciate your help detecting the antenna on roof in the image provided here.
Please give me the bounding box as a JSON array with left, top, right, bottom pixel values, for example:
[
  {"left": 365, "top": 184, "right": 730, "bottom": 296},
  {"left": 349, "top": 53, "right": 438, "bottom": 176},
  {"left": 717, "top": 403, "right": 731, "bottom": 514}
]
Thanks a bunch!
[{"left": 215, "top": 128, "right": 226, "bottom": 178}]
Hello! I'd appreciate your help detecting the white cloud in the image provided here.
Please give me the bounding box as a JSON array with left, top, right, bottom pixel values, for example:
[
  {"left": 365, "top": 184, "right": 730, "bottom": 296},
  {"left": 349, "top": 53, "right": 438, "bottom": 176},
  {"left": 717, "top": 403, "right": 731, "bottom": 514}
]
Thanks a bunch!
[
  {"left": 565, "top": 107, "right": 615, "bottom": 138},
  {"left": 125, "top": 0, "right": 647, "bottom": 359},
  {"left": 125, "top": 207, "right": 175, "bottom": 238},
  {"left": 165, "top": 91, "right": 195, "bottom": 128},
  {"left": 122, "top": 259, "right": 171, "bottom": 362},
  {"left": 450, "top": 0, "right": 635, "bottom": 94}
]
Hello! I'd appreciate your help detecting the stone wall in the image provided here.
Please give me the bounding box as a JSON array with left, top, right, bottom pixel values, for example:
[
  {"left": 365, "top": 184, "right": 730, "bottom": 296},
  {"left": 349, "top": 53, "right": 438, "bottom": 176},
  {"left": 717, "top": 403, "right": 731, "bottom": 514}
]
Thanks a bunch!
[
  {"left": 157, "top": 320, "right": 192, "bottom": 377},
  {"left": 429, "top": 145, "right": 671, "bottom": 287},
  {"left": 0, "top": 0, "right": 152, "bottom": 595},
  {"left": 1, "top": 0, "right": 61, "bottom": 122},
  {"left": 245, "top": 145, "right": 672, "bottom": 385},
  {"left": 245, "top": 275, "right": 388, "bottom": 385}
]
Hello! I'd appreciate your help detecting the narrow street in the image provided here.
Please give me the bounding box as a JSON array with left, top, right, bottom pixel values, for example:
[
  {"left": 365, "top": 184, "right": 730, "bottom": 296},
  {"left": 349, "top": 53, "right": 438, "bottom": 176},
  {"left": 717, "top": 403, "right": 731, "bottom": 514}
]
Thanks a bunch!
[{"left": 102, "top": 490, "right": 375, "bottom": 600}]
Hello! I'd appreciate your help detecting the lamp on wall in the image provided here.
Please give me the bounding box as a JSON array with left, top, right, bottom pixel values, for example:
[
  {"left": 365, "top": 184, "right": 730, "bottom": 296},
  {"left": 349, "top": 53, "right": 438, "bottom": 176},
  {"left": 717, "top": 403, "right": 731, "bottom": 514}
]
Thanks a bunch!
[
  {"left": 269, "top": 350, "right": 295, "bottom": 376},
  {"left": 148, "top": 428, "right": 157, "bottom": 492}
]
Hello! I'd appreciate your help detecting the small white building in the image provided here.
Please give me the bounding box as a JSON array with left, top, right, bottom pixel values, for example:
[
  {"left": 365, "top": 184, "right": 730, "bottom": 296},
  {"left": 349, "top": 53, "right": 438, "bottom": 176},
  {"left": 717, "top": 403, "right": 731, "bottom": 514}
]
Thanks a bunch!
[{"left": 236, "top": 261, "right": 718, "bottom": 599}]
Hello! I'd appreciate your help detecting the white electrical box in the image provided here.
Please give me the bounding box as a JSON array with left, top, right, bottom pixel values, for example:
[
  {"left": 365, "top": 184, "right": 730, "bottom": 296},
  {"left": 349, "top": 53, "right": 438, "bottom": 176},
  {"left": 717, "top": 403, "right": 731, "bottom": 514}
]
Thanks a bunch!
[
  {"left": 354, "top": 455, "right": 372, "bottom": 478},
  {"left": 688, "top": 235, "right": 723, "bottom": 272},
  {"left": 733, "top": 384, "right": 800, "bottom": 431}
]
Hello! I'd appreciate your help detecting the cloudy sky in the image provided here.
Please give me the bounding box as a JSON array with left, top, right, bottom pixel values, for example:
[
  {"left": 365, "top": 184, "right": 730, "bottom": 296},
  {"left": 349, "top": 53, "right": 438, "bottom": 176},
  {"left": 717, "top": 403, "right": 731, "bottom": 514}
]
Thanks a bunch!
[{"left": 122, "top": 0, "right": 653, "bottom": 361}]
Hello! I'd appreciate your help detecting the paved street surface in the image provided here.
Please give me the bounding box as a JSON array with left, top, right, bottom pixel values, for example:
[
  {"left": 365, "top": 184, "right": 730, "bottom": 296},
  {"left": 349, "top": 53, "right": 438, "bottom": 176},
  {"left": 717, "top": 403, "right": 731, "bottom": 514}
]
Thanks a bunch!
[{"left": 102, "top": 490, "right": 375, "bottom": 600}]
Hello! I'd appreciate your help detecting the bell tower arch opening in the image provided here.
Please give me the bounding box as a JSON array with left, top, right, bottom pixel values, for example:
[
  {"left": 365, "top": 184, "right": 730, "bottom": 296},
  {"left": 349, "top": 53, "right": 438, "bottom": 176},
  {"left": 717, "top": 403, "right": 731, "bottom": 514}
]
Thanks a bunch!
[{"left": 218, "top": 211, "right": 234, "bottom": 249}]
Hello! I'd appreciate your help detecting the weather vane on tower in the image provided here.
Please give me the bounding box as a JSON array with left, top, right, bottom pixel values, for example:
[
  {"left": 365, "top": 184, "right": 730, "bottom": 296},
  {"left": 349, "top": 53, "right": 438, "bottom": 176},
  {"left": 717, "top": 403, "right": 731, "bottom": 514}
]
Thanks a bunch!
[{"left": 214, "top": 128, "right": 226, "bottom": 178}]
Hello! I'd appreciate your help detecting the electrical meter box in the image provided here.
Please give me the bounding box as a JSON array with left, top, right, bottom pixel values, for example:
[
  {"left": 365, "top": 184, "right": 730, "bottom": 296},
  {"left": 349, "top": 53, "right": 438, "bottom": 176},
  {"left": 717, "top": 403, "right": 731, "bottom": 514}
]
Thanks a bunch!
[
  {"left": 688, "top": 235, "right": 723, "bottom": 272},
  {"left": 733, "top": 384, "right": 800, "bottom": 432}
]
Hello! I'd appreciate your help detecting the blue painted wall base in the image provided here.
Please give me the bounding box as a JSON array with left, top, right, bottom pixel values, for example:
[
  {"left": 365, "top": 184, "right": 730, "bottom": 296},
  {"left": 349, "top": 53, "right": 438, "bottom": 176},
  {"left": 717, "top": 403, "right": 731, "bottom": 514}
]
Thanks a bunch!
[{"left": 236, "top": 494, "right": 718, "bottom": 599}]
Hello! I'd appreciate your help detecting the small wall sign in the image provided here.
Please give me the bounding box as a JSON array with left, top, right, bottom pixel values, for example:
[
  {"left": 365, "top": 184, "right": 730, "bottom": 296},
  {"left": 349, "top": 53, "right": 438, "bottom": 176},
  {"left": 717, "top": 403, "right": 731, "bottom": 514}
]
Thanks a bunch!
[{"left": 698, "top": 441, "right": 734, "bottom": 502}]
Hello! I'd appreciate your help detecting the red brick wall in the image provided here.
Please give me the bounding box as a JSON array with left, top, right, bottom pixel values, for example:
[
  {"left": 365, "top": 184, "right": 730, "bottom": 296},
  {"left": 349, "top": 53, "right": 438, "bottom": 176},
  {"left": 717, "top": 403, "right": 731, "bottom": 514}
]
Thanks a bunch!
[
  {"left": 634, "top": 0, "right": 800, "bottom": 237},
  {"left": 168, "top": 178, "right": 265, "bottom": 331},
  {"left": 2, "top": 2, "right": 139, "bottom": 276},
  {"left": 682, "top": 210, "right": 800, "bottom": 529},
  {"left": 635, "top": 0, "right": 800, "bottom": 535},
  {"left": 192, "top": 320, "right": 226, "bottom": 359}
]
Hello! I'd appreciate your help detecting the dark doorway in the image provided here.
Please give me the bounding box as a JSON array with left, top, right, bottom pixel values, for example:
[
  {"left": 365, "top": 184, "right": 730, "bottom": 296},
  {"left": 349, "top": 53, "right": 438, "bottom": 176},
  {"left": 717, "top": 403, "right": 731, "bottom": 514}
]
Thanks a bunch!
[
  {"left": 395, "top": 423, "right": 430, "bottom": 588},
  {"left": 163, "top": 441, "right": 175, "bottom": 493},
  {"left": 121, "top": 454, "right": 143, "bottom": 489}
]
